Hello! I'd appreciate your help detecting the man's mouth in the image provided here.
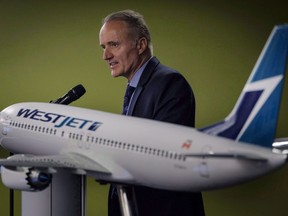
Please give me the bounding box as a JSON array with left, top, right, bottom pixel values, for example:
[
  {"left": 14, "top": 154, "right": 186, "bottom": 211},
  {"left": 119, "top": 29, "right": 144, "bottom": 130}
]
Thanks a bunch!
[{"left": 109, "top": 61, "right": 118, "bottom": 68}]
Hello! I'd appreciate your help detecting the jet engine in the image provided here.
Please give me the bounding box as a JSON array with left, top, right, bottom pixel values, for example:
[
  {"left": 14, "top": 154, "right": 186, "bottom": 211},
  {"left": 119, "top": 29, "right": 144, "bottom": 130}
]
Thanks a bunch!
[{"left": 1, "top": 166, "right": 52, "bottom": 191}]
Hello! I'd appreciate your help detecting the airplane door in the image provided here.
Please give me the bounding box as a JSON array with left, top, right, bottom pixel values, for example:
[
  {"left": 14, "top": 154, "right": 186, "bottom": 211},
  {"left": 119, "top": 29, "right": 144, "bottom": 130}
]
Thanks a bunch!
[
  {"left": 199, "top": 146, "right": 211, "bottom": 178},
  {"left": 77, "top": 132, "right": 91, "bottom": 150}
]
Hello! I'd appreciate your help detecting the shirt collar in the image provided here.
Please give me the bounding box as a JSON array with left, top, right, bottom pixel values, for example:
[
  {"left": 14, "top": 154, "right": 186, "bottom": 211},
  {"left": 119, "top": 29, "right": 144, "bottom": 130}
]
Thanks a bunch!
[{"left": 129, "top": 57, "right": 153, "bottom": 88}]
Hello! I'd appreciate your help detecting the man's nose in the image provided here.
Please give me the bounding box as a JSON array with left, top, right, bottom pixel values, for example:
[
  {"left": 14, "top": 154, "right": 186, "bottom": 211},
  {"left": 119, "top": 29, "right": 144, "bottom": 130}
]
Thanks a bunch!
[{"left": 103, "top": 48, "right": 113, "bottom": 60}]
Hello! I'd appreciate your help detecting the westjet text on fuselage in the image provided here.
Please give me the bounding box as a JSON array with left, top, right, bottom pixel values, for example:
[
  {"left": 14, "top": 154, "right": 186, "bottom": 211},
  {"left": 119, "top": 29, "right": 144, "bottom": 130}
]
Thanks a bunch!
[{"left": 16, "top": 108, "right": 102, "bottom": 132}]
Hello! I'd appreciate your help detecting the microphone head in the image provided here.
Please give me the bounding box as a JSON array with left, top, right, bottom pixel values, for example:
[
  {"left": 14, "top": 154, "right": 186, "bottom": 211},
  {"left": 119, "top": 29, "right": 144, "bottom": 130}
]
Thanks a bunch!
[
  {"left": 69, "top": 84, "right": 86, "bottom": 100},
  {"left": 50, "top": 84, "right": 86, "bottom": 105}
]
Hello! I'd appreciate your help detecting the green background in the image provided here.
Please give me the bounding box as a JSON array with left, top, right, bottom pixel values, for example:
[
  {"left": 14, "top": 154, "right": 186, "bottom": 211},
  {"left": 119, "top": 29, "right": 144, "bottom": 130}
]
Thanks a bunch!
[{"left": 0, "top": 0, "right": 288, "bottom": 215}]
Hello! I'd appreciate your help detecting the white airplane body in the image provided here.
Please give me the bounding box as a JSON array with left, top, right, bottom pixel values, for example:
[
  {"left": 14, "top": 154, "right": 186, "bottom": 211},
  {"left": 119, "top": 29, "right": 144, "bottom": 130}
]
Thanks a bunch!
[{"left": 0, "top": 24, "right": 288, "bottom": 192}]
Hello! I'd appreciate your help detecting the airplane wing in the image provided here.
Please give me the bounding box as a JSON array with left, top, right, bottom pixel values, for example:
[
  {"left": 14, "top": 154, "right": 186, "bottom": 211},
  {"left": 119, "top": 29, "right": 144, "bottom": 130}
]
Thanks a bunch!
[
  {"left": 0, "top": 153, "right": 112, "bottom": 175},
  {"left": 184, "top": 152, "right": 268, "bottom": 162}
]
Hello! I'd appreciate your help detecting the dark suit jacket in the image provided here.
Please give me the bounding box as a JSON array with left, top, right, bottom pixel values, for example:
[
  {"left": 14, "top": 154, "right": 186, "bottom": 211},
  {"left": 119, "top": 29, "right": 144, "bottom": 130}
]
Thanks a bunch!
[
  {"left": 109, "top": 57, "right": 205, "bottom": 216},
  {"left": 128, "top": 57, "right": 195, "bottom": 127}
]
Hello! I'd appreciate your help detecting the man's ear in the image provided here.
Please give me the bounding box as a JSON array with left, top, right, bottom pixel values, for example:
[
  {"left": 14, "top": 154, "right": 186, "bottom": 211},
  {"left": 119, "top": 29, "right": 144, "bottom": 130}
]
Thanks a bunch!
[{"left": 137, "top": 37, "right": 148, "bottom": 55}]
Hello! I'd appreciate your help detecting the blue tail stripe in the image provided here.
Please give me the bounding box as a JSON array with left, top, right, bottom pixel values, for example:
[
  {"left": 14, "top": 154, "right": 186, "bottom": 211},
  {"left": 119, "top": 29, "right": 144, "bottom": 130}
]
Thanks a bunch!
[
  {"left": 238, "top": 82, "right": 284, "bottom": 147},
  {"left": 200, "top": 90, "right": 262, "bottom": 139},
  {"left": 218, "top": 91, "right": 262, "bottom": 139}
]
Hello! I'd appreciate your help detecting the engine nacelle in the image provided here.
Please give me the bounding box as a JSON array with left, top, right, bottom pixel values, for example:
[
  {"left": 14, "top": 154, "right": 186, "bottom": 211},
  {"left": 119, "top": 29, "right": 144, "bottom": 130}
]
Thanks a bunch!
[{"left": 1, "top": 166, "right": 52, "bottom": 191}]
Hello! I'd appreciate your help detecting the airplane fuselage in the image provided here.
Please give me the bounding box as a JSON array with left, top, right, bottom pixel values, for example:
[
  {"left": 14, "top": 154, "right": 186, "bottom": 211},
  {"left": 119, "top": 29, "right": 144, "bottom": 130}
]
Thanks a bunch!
[{"left": 0, "top": 102, "right": 286, "bottom": 191}]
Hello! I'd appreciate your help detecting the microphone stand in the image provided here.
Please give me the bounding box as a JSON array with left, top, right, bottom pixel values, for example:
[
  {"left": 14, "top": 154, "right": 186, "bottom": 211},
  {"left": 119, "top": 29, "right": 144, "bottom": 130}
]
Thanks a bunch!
[
  {"left": 20, "top": 84, "right": 86, "bottom": 216},
  {"left": 9, "top": 152, "right": 14, "bottom": 216},
  {"left": 10, "top": 188, "right": 14, "bottom": 216}
]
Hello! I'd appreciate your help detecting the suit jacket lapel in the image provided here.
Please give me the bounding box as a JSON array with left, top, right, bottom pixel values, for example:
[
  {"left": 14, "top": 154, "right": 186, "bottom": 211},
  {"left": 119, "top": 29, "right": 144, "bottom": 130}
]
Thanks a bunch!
[{"left": 127, "top": 57, "right": 160, "bottom": 116}]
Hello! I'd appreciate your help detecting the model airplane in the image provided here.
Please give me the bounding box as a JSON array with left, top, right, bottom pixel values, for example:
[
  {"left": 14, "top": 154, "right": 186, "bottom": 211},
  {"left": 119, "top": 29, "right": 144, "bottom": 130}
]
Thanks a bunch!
[{"left": 0, "top": 24, "right": 288, "bottom": 192}]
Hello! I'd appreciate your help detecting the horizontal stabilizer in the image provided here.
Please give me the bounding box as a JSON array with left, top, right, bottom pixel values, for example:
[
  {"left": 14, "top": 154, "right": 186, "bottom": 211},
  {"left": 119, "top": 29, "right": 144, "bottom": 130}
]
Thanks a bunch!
[{"left": 273, "top": 138, "right": 288, "bottom": 150}]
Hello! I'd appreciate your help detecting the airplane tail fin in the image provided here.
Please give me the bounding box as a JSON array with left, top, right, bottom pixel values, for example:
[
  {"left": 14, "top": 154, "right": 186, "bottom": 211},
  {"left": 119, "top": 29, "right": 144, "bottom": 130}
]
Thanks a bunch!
[{"left": 200, "top": 24, "right": 288, "bottom": 148}]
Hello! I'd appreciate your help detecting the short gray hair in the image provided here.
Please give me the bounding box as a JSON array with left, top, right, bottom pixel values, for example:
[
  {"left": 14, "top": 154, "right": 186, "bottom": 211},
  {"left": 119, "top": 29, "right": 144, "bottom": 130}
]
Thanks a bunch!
[{"left": 102, "top": 10, "right": 152, "bottom": 51}]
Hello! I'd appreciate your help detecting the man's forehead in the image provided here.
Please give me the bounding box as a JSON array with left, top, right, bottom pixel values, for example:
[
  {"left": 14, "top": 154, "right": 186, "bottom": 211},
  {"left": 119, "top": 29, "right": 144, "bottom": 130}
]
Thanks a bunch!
[
  {"left": 99, "top": 21, "right": 134, "bottom": 44},
  {"left": 101, "top": 21, "right": 129, "bottom": 34}
]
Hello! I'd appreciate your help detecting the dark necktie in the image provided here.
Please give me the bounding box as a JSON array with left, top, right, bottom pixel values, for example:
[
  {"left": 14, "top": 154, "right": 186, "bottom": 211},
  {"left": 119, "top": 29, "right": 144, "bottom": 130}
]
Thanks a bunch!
[{"left": 122, "top": 85, "right": 136, "bottom": 115}]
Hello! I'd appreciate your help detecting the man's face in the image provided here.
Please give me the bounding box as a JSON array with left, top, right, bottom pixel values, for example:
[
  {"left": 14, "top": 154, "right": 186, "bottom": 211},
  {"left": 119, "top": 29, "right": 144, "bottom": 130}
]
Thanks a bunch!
[{"left": 99, "top": 20, "right": 141, "bottom": 80}]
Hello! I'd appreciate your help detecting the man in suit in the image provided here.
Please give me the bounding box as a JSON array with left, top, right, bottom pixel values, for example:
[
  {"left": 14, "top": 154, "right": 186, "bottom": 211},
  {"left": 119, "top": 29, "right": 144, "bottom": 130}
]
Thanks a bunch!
[{"left": 99, "top": 9, "right": 205, "bottom": 216}]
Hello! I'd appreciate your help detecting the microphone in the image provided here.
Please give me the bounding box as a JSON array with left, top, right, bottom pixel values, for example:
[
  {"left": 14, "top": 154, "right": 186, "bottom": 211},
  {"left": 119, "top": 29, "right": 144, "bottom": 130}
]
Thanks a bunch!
[{"left": 50, "top": 84, "right": 86, "bottom": 105}]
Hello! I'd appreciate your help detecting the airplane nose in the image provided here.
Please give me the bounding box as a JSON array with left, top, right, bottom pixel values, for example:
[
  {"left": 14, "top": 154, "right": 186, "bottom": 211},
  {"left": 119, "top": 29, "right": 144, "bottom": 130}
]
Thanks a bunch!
[
  {"left": 0, "top": 112, "right": 4, "bottom": 145},
  {"left": 0, "top": 112, "right": 9, "bottom": 146}
]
